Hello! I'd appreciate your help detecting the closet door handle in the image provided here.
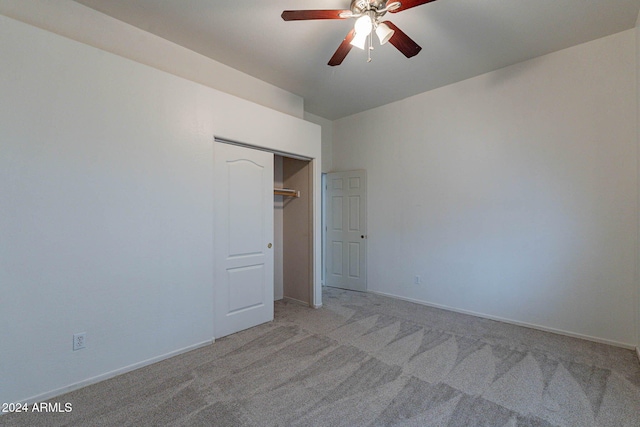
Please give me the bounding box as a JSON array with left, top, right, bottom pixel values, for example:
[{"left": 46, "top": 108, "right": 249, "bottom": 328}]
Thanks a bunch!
[{"left": 267, "top": 243, "right": 273, "bottom": 249}]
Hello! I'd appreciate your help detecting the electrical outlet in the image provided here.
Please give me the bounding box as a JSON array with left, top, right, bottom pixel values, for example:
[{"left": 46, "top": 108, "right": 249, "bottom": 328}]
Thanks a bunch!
[
  {"left": 414, "top": 275, "right": 421, "bottom": 285},
  {"left": 73, "top": 332, "right": 86, "bottom": 351}
]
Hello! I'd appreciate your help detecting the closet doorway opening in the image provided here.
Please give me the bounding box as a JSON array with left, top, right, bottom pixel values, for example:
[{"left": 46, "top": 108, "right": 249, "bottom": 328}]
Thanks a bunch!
[{"left": 274, "top": 155, "right": 313, "bottom": 306}]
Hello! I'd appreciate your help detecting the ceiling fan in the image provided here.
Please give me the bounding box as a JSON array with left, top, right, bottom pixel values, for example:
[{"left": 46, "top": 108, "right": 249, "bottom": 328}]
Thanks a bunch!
[{"left": 281, "top": 0, "right": 438, "bottom": 66}]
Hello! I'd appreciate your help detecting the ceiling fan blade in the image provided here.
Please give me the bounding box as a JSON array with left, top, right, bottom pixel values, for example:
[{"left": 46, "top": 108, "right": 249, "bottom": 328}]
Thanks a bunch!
[
  {"left": 387, "top": 0, "right": 438, "bottom": 13},
  {"left": 281, "top": 10, "right": 349, "bottom": 21},
  {"left": 382, "top": 21, "right": 422, "bottom": 58},
  {"left": 328, "top": 29, "right": 356, "bottom": 66}
]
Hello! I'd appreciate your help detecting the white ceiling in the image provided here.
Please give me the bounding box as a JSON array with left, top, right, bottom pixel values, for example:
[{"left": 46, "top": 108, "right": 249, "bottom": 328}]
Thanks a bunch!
[{"left": 73, "top": 0, "right": 640, "bottom": 120}]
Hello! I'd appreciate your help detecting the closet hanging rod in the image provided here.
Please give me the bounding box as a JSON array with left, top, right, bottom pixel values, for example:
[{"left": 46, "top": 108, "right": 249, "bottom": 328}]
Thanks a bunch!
[{"left": 274, "top": 188, "right": 300, "bottom": 198}]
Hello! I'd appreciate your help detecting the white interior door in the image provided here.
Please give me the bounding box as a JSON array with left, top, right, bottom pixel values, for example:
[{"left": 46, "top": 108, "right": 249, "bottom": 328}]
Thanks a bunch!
[
  {"left": 214, "top": 142, "right": 274, "bottom": 338},
  {"left": 326, "top": 170, "right": 367, "bottom": 292}
]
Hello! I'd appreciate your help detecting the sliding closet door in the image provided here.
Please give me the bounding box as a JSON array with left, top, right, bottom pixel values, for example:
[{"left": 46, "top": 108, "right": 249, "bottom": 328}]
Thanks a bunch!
[{"left": 214, "top": 142, "right": 274, "bottom": 338}]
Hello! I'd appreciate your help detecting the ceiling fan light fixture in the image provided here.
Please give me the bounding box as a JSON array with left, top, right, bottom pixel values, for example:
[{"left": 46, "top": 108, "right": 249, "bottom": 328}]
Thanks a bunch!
[
  {"left": 350, "top": 15, "right": 373, "bottom": 50},
  {"left": 376, "top": 22, "right": 394, "bottom": 45},
  {"left": 353, "top": 14, "right": 373, "bottom": 35},
  {"left": 350, "top": 33, "right": 369, "bottom": 50}
]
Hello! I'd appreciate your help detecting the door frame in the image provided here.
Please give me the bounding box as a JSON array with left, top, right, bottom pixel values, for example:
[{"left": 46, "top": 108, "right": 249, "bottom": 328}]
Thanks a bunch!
[
  {"left": 214, "top": 136, "right": 322, "bottom": 310},
  {"left": 321, "top": 173, "right": 327, "bottom": 287}
]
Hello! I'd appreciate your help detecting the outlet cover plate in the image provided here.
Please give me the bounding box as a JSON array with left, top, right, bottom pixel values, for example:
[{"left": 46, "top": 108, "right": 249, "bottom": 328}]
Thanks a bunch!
[{"left": 73, "top": 332, "right": 86, "bottom": 351}]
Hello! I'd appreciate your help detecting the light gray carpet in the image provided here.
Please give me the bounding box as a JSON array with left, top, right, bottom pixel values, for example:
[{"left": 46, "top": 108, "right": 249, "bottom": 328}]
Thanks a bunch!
[{"left": 4, "top": 287, "right": 640, "bottom": 426}]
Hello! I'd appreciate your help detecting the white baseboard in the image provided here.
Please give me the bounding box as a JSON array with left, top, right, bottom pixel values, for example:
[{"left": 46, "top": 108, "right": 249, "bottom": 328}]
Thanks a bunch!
[
  {"left": 369, "top": 290, "right": 636, "bottom": 350},
  {"left": 18, "top": 339, "right": 213, "bottom": 405}
]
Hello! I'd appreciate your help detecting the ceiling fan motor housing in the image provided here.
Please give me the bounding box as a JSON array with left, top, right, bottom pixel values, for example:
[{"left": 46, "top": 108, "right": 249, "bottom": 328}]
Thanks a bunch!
[{"left": 352, "top": 0, "right": 388, "bottom": 14}]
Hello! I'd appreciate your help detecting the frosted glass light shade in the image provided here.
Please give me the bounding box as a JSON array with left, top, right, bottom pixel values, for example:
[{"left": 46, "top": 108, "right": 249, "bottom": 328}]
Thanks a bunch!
[
  {"left": 353, "top": 15, "right": 373, "bottom": 34},
  {"left": 350, "top": 33, "right": 368, "bottom": 50},
  {"left": 350, "top": 15, "right": 373, "bottom": 50},
  {"left": 376, "top": 23, "right": 394, "bottom": 45}
]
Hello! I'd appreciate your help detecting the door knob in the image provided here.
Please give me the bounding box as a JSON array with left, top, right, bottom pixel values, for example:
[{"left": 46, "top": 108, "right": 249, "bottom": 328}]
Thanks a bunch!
[{"left": 267, "top": 243, "right": 273, "bottom": 248}]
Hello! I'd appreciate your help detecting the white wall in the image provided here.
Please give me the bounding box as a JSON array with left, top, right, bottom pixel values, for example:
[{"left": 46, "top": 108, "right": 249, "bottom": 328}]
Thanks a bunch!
[
  {"left": 0, "top": 0, "right": 304, "bottom": 119},
  {"left": 0, "top": 15, "right": 319, "bottom": 404},
  {"left": 305, "top": 112, "right": 333, "bottom": 173},
  {"left": 333, "top": 29, "right": 637, "bottom": 347}
]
